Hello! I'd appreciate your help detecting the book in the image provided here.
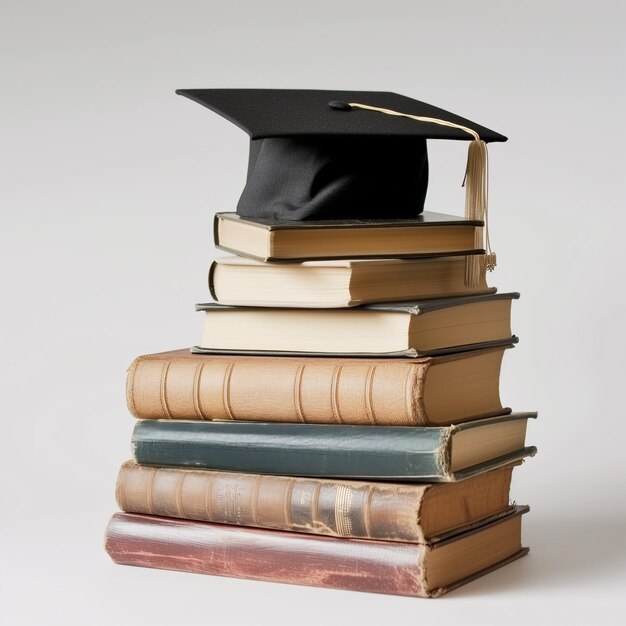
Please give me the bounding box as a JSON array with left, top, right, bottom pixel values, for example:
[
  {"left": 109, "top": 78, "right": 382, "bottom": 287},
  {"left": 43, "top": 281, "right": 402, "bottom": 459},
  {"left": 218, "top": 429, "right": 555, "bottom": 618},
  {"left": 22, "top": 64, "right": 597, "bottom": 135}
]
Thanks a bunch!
[
  {"left": 214, "top": 211, "right": 486, "bottom": 262},
  {"left": 127, "top": 347, "right": 510, "bottom": 426},
  {"left": 116, "top": 462, "right": 515, "bottom": 542},
  {"left": 105, "top": 506, "right": 529, "bottom": 597},
  {"left": 209, "top": 255, "right": 496, "bottom": 308},
  {"left": 132, "top": 412, "right": 537, "bottom": 481},
  {"left": 194, "top": 292, "right": 519, "bottom": 358}
]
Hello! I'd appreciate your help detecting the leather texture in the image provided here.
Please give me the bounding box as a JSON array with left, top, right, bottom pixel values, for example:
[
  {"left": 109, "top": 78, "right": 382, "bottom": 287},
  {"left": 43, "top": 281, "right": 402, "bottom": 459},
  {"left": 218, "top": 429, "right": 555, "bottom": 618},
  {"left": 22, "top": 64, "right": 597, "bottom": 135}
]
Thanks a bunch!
[
  {"left": 115, "top": 462, "right": 514, "bottom": 542},
  {"left": 105, "top": 507, "right": 528, "bottom": 598},
  {"left": 126, "top": 347, "right": 509, "bottom": 425},
  {"left": 131, "top": 413, "right": 536, "bottom": 481}
]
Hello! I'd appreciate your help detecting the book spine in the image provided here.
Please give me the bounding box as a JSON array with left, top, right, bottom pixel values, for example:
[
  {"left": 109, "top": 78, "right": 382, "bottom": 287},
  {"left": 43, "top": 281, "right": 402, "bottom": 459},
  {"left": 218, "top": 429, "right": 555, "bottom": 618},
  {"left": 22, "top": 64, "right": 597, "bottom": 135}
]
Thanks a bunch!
[
  {"left": 126, "top": 355, "right": 430, "bottom": 425},
  {"left": 207, "top": 261, "right": 218, "bottom": 301},
  {"left": 212, "top": 213, "right": 220, "bottom": 247},
  {"left": 105, "top": 513, "right": 429, "bottom": 597},
  {"left": 131, "top": 420, "right": 447, "bottom": 480},
  {"left": 116, "top": 462, "right": 427, "bottom": 542}
]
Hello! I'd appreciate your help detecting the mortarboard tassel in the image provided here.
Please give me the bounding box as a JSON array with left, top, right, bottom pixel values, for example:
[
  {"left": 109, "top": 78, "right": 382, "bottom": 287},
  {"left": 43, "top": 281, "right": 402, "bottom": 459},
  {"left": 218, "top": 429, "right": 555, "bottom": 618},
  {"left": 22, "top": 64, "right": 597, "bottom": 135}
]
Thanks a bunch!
[
  {"left": 329, "top": 101, "right": 496, "bottom": 287},
  {"left": 463, "top": 136, "right": 496, "bottom": 285}
]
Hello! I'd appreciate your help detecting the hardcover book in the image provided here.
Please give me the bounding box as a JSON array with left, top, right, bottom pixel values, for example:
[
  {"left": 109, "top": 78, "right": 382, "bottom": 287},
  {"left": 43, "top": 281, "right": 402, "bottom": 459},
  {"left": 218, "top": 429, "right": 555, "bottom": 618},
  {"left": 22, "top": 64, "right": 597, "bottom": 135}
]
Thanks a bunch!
[
  {"left": 193, "top": 292, "right": 519, "bottom": 358},
  {"left": 131, "top": 412, "right": 537, "bottom": 481},
  {"left": 116, "top": 462, "right": 516, "bottom": 542},
  {"left": 105, "top": 506, "right": 529, "bottom": 598},
  {"left": 127, "top": 346, "right": 510, "bottom": 426},
  {"left": 214, "top": 211, "right": 486, "bottom": 262},
  {"left": 208, "top": 255, "right": 495, "bottom": 308}
]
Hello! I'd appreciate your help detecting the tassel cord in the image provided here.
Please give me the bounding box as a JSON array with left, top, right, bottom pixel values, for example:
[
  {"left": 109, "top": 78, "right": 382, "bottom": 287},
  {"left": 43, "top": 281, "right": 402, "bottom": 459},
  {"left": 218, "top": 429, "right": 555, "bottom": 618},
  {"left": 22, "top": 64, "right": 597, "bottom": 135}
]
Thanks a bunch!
[{"left": 346, "top": 102, "right": 497, "bottom": 284}]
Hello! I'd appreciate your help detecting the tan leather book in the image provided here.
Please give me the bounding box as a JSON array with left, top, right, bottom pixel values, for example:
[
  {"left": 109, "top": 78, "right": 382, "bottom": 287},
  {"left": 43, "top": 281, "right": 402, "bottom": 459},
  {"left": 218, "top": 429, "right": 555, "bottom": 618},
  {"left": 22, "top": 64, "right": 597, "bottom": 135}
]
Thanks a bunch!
[
  {"left": 127, "top": 346, "right": 510, "bottom": 426},
  {"left": 116, "top": 461, "right": 515, "bottom": 543}
]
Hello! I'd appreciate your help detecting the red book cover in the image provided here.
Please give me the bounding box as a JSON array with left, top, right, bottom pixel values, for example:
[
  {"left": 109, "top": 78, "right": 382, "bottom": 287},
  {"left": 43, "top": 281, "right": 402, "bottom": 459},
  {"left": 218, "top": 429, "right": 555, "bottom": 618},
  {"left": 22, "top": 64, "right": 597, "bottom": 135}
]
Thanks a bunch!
[{"left": 105, "top": 507, "right": 528, "bottom": 597}]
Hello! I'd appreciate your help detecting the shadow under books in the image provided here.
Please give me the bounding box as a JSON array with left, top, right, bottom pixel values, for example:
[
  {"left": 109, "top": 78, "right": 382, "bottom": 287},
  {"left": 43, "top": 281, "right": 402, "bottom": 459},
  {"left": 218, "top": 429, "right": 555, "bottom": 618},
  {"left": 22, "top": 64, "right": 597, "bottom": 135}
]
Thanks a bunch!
[{"left": 450, "top": 516, "right": 626, "bottom": 597}]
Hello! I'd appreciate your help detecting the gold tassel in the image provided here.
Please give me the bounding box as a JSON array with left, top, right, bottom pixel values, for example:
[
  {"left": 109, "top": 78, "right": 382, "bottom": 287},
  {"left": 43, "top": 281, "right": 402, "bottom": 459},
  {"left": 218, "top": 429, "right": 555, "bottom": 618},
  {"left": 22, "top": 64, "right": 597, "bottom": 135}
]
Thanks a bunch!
[
  {"left": 462, "top": 138, "right": 495, "bottom": 286},
  {"left": 343, "top": 102, "right": 497, "bottom": 287}
]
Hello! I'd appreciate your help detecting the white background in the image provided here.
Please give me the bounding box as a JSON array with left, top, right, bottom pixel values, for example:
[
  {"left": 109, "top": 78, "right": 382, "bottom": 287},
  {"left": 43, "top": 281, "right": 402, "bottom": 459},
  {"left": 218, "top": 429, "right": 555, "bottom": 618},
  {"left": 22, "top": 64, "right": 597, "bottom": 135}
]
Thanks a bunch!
[{"left": 1, "top": 1, "right": 625, "bottom": 624}]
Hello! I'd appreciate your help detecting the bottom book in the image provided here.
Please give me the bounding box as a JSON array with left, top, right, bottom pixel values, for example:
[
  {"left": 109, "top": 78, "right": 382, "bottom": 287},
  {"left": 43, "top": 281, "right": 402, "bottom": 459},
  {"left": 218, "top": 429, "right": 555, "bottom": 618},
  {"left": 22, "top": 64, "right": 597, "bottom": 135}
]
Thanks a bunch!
[{"left": 105, "top": 505, "right": 529, "bottom": 598}]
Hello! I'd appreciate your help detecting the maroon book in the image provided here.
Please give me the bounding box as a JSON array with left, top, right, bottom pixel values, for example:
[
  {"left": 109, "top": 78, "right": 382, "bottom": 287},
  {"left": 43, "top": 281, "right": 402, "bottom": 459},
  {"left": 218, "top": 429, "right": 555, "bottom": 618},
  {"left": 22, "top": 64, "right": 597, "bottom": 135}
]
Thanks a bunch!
[{"left": 105, "top": 506, "right": 528, "bottom": 597}]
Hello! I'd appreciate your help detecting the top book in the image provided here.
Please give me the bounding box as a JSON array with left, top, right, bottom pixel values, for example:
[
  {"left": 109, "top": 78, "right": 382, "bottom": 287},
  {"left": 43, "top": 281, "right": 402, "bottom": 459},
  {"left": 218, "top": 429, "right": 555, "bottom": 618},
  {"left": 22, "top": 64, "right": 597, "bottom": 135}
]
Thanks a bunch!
[{"left": 214, "top": 211, "right": 485, "bottom": 262}]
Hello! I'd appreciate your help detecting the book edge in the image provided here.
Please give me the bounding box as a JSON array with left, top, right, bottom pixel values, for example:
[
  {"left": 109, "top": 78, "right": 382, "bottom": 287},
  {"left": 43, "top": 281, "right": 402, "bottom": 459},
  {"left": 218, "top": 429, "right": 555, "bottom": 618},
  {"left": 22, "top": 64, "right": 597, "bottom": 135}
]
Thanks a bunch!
[{"left": 216, "top": 211, "right": 486, "bottom": 229}]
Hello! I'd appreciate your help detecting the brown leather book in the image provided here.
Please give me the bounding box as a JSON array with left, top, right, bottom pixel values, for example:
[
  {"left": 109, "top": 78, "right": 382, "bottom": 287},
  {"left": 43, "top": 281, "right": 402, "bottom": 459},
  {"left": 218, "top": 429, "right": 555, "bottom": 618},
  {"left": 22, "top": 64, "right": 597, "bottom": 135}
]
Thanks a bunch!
[
  {"left": 116, "top": 462, "right": 515, "bottom": 543},
  {"left": 127, "top": 346, "right": 510, "bottom": 425},
  {"left": 105, "top": 507, "right": 529, "bottom": 597},
  {"left": 213, "top": 211, "right": 485, "bottom": 262}
]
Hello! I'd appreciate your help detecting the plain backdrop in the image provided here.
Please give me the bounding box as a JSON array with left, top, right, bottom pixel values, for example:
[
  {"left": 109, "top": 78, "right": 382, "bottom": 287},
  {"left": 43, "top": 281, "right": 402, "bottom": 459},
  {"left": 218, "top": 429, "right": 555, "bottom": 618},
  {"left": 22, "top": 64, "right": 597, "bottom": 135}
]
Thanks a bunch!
[{"left": 1, "top": 1, "right": 625, "bottom": 624}]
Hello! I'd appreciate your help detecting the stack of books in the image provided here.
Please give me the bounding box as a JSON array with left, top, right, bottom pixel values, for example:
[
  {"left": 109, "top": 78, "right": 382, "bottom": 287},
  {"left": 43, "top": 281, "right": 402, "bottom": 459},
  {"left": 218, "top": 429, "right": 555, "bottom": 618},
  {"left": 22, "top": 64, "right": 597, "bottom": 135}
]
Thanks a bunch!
[
  {"left": 105, "top": 211, "right": 537, "bottom": 598},
  {"left": 105, "top": 87, "right": 537, "bottom": 597}
]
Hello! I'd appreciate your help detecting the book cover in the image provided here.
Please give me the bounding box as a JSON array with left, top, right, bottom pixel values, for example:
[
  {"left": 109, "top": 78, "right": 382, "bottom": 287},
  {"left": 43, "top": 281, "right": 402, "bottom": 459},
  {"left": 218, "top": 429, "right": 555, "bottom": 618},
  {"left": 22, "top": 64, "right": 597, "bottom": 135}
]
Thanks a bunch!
[
  {"left": 214, "top": 211, "right": 486, "bottom": 262},
  {"left": 216, "top": 211, "right": 485, "bottom": 230},
  {"left": 115, "top": 462, "right": 516, "bottom": 542},
  {"left": 193, "top": 292, "right": 520, "bottom": 358},
  {"left": 105, "top": 506, "right": 529, "bottom": 598},
  {"left": 131, "top": 412, "right": 537, "bottom": 482},
  {"left": 126, "top": 347, "right": 511, "bottom": 425},
  {"left": 208, "top": 255, "right": 497, "bottom": 308}
]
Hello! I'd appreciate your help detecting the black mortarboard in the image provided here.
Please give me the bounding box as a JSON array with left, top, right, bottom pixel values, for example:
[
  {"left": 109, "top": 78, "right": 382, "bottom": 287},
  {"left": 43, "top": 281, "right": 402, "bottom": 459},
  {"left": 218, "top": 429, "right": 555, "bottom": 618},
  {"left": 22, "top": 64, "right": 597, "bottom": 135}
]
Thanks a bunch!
[{"left": 177, "top": 89, "right": 506, "bottom": 283}]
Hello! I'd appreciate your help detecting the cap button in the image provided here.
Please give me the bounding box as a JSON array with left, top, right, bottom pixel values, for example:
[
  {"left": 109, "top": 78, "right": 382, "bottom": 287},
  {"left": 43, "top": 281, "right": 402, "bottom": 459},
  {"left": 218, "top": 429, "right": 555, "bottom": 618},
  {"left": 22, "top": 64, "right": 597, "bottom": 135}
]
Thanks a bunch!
[{"left": 328, "top": 101, "right": 352, "bottom": 111}]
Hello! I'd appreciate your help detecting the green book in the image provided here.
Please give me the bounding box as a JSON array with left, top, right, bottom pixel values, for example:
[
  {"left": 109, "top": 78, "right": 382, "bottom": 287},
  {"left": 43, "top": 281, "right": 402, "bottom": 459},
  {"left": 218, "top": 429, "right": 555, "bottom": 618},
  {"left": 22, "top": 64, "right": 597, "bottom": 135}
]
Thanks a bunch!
[{"left": 132, "top": 413, "right": 536, "bottom": 482}]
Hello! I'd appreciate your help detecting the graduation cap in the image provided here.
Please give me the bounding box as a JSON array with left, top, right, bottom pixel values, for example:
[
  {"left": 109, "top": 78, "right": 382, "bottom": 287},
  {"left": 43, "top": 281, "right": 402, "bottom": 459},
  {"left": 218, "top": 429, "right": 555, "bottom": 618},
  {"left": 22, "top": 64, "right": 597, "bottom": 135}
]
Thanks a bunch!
[{"left": 176, "top": 89, "right": 506, "bottom": 283}]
